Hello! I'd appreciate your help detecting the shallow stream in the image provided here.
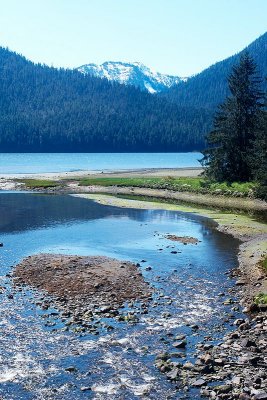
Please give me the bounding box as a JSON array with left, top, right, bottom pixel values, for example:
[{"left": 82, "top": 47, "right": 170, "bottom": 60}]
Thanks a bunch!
[{"left": 0, "top": 192, "right": 243, "bottom": 399}]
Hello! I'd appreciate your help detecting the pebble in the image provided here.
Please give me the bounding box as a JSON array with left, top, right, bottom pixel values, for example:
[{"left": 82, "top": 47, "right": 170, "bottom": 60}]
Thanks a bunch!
[
  {"left": 173, "top": 340, "right": 187, "bottom": 348},
  {"left": 192, "top": 378, "right": 206, "bottom": 387}
]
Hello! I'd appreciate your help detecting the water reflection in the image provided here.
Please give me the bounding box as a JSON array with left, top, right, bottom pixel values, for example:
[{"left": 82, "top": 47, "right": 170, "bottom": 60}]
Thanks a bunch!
[{"left": 0, "top": 192, "right": 241, "bottom": 399}]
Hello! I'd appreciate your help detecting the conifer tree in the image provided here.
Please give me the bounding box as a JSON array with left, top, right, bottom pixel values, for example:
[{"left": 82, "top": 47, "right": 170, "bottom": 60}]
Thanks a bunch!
[
  {"left": 202, "top": 52, "right": 265, "bottom": 182},
  {"left": 250, "top": 107, "right": 267, "bottom": 200}
]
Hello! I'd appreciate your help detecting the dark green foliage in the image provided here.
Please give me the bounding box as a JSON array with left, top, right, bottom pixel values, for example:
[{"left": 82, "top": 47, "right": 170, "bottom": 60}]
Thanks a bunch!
[
  {"left": 201, "top": 52, "right": 266, "bottom": 199},
  {"left": 250, "top": 109, "right": 267, "bottom": 200},
  {"left": 0, "top": 33, "right": 266, "bottom": 153},
  {"left": 0, "top": 47, "right": 210, "bottom": 152},
  {"left": 162, "top": 32, "right": 267, "bottom": 140}
]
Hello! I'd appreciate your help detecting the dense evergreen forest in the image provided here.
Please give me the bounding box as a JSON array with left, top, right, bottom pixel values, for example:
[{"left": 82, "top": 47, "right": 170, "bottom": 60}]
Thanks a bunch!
[
  {"left": 201, "top": 52, "right": 267, "bottom": 199},
  {"left": 0, "top": 48, "right": 211, "bottom": 152},
  {"left": 0, "top": 32, "right": 266, "bottom": 152},
  {"left": 163, "top": 32, "right": 267, "bottom": 112}
]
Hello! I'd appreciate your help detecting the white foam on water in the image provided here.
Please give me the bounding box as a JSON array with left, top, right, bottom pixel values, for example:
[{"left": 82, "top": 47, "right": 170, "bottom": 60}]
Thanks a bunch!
[
  {"left": 142, "top": 374, "right": 156, "bottom": 382},
  {"left": 145, "top": 317, "right": 183, "bottom": 330},
  {"left": 98, "top": 335, "right": 130, "bottom": 347},
  {"left": 91, "top": 383, "right": 119, "bottom": 394},
  {"left": 119, "top": 376, "right": 153, "bottom": 396},
  {"left": 0, "top": 369, "right": 18, "bottom": 383}
]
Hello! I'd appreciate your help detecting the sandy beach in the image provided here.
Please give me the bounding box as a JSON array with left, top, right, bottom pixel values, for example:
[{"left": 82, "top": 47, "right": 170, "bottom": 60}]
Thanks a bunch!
[{"left": 0, "top": 167, "right": 203, "bottom": 181}]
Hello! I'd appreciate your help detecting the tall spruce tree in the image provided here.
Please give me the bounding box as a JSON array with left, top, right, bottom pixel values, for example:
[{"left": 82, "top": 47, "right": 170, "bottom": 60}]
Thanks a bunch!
[
  {"left": 250, "top": 106, "right": 267, "bottom": 200},
  {"left": 201, "top": 52, "right": 265, "bottom": 182}
]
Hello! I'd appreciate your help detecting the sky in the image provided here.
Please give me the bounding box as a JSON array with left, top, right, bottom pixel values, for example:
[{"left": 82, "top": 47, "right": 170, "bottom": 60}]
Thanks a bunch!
[{"left": 0, "top": 0, "right": 266, "bottom": 76}]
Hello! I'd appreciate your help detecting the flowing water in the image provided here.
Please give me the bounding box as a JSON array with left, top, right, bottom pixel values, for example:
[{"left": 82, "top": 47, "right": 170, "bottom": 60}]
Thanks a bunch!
[
  {"left": 0, "top": 192, "right": 242, "bottom": 399},
  {"left": 0, "top": 153, "right": 202, "bottom": 174}
]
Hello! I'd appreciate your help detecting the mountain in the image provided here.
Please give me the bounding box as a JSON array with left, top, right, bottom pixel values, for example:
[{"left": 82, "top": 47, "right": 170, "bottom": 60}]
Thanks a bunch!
[
  {"left": 0, "top": 47, "right": 207, "bottom": 152},
  {"left": 0, "top": 33, "right": 265, "bottom": 153},
  {"left": 77, "top": 61, "right": 185, "bottom": 93},
  {"left": 163, "top": 32, "right": 267, "bottom": 109}
]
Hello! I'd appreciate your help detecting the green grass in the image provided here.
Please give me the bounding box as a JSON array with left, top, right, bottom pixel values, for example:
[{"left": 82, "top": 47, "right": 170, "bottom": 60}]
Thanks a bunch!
[
  {"left": 254, "top": 292, "right": 267, "bottom": 305},
  {"left": 17, "top": 179, "right": 60, "bottom": 188},
  {"left": 78, "top": 177, "right": 257, "bottom": 197},
  {"left": 261, "top": 256, "right": 267, "bottom": 272}
]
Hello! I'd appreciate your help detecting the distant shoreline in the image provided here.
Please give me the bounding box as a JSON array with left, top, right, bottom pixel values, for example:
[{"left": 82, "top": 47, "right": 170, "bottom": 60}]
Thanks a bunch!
[{"left": 0, "top": 166, "right": 204, "bottom": 180}]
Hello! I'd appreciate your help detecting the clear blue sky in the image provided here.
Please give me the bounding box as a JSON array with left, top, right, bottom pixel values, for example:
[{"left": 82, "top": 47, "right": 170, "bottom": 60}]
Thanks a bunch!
[{"left": 0, "top": 0, "right": 266, "bottom": 76}]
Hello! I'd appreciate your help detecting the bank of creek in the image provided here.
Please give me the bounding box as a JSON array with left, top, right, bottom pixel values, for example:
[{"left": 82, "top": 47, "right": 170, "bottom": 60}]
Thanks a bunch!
[{"left": 0, "top": 191, "right": 266, "bottom": 399}]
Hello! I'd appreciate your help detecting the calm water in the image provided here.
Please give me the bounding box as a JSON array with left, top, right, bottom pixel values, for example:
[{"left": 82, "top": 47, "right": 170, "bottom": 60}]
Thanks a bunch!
[
  {"left": 0, "top": 153, "right": 202, "bottom": 174},
  {"left": 0, "top": 193, "right": 241, "bottom": 399}
]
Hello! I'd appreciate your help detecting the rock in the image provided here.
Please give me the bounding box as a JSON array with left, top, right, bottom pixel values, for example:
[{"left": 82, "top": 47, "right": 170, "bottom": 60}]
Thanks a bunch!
[
  {"left": 249, "top": 356, "right": 261, "bottom": 365},
  {"left": 223, "top": 298, "right": 234, "bottom": 305},
  {"left": 183, "top": 361, "right": 194, "bottom": 370},
  {"left": 232, "top": 376, "right": 242, "bottom": 386},
  {"left": 174, "top": 334, "right": 186, "bottom": 341},
  {"left": 166, "top": 368, "right": 180, "bottom": 381},
  {"left": 162, "top": 312, "right": 171, "bottom": 319},
  {"left": 173, "top": 340, "right": 187, "bottom": 348},
  {"left": 254, "top": 377, "right": 262, "bottom": 385},
  {"left": 98, "top": 306, "right": 112, "bottom": 313},
  {"left": 203, "top": 344, "right": 213, "bottom": 350},
  {"left": 201, "top": 353, "right": 213, "bottom": 365},
  {"left": 236, "top": 279, "right": 247, "bottom": 286},
  {"left": 80, "top": 386, "right": 91, "bottom": 392},
  {"left": 253, "top": 394, "right": 267, "bottom": 400},
  {"left": 239, "top": 394, "right": 251, "bottom": 400},
  {"left": 214, "top": 358, "right": 225, "bottom": 365},
  {"left": 201, "top": 389, "right": 211, "bottom": 397},
  {"left": 240, "top": 338, "right": 257, "bottom": 348},
  {"left": 234, "top": 318, "right": 245, "bottom": 326},
  {"left": 214, "top": 384, "right": 232, "bottom": 394},
  {"left": 194, "top": 364, "right": 214, "bottom": 374},
  {"left": 230, "top": 331, "right": 240, "bottom": 339},
  {"left": 170, "top": 352, "right": 186, "bottom": 359},
  {"left": 156, "top": 352, "right": 170, "bottom": 361},
  {"left": 65, "top": 366, "right": 77, "bottom": 373},
  {"left": 239, "top": 322, "right": 251, "bottom": 331},
  {"left": 192, "top": 378, "right": 206, "bottom": 387}
]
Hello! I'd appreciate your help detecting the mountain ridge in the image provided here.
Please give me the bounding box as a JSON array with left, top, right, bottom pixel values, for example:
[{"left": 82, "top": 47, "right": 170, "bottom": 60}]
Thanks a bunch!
[
  {"left": 0, "top": 32, "right": 265, "bottom": 152},
  {"left": 163, "top": 31, "right": 267, "bottom": 108},
  {"left": 0, "top": 46, "right": 207, "bottom": 152},
  {"left": 77, "top": 61, "right": 186, "bottom": 93}
]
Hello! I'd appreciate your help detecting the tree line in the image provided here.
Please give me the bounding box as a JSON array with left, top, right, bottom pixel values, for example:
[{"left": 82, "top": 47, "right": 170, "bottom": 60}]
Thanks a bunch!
[{"left": 0, "top": 47, "right": 209, "bottom": 152}]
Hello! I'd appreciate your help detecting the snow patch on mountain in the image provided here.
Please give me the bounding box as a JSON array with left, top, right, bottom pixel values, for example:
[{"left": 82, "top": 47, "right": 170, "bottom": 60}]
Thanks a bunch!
[{"left": 76, "top": 61, "right": 186, "bottom": 93}]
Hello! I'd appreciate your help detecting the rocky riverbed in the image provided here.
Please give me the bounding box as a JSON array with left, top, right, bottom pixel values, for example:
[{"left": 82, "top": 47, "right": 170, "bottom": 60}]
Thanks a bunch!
[
  {"left": 155, "top": 310, "right": 267, "bottom": 400},
  {"left": 3, "top": 192, "right": 266, "bottom": 399},
  {"left": 13, "top": 254, "right": 267, "bottom": 399},
  {"left": 14, "top": 254, "right": 152, "bottom": 326}
]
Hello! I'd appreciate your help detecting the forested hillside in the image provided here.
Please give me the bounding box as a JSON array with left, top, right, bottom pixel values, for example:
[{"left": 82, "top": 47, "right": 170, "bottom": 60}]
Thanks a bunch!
[
  {"left": 163, "top": 32, "right": 267, "bottom": 109},
  {"left": 0, "top": 48, "right": 210, "bottom": 152},
  {"left": 0, "top": 33, "right": 266, "bottom": 152}
]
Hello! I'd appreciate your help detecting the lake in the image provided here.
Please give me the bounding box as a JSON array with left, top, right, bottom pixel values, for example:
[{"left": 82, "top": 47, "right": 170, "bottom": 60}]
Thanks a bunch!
[
  {"left": 0, "top": 152, "right": 202, "bottom": 174},
  {"left": 0, "top": 192, "right": 242, "bottom": 399}
]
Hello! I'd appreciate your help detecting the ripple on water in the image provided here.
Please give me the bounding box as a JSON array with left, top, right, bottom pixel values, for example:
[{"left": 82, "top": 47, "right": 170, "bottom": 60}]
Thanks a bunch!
[{"left": 0, "top": 192, "right": 241, "bottom": 399}]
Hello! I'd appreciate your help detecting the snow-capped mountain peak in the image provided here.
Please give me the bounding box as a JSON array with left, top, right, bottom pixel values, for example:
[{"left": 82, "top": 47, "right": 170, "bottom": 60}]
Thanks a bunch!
[{"left": 76, "top": 61, "right": 186, "bottom": 93}]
